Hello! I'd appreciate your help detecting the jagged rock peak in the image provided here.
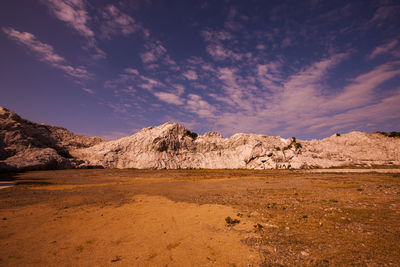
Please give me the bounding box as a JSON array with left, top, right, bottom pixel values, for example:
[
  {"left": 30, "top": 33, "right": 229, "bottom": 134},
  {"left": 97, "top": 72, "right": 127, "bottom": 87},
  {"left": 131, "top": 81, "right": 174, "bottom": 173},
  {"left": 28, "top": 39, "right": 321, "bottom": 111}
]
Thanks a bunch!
[
  {"left": 0, "top": 106, "right": 21, "bottom": 120},
  {"left": 137, "top": 122, "right": 184, "bottom": 133},
  {"left": 134, "top": 122, "right": 198, "bottom": 140}
]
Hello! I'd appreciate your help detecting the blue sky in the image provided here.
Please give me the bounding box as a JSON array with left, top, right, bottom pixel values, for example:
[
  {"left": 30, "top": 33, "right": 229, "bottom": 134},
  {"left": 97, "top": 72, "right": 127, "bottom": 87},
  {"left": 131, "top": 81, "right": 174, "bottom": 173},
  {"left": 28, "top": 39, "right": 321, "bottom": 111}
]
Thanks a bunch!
[{"left": 1, "top": 0, "right": 399, "bottom": 140}]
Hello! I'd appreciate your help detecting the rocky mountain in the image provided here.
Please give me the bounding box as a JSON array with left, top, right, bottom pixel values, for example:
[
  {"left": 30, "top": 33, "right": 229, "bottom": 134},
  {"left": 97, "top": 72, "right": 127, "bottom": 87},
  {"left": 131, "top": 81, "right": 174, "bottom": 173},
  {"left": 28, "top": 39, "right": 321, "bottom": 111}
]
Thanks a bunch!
[
  {"left": 0, "top": 107, "right": 103, "bottom": 171},
  {"left": 71, "top": 123, "right": 400, "bottom": 169},
  {"left": 1, "top": 107, "right": 399, "bottom": 171}
]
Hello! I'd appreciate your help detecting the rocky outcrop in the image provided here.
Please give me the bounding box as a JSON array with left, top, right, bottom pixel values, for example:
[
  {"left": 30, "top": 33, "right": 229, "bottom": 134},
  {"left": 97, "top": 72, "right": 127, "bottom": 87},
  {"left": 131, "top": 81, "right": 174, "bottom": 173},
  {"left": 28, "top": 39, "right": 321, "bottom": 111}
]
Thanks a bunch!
[
  {"left": 1, "top": 107, "right": 399, "bottom": 171},
  {"left": 0, "top": 107, "right": 103, "bottom": 171},
  {"left": 71, "top": 123, "right": 400, "bottom": 169}
]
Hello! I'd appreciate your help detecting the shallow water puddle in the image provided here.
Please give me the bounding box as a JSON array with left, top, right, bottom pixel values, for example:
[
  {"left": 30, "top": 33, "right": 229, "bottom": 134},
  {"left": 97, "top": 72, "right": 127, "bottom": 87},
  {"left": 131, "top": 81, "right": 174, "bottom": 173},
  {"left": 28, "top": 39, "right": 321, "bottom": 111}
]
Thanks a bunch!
[{"left": 0, "top": 181, "right": 16, "bottom": 189}]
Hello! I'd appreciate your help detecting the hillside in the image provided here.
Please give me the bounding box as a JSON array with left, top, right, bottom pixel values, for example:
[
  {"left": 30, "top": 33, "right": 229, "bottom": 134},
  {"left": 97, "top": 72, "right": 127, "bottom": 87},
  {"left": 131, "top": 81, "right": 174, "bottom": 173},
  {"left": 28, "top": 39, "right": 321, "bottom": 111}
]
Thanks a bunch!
[{"left": 0, "top": 107, "right": 103, "bottom": 171}]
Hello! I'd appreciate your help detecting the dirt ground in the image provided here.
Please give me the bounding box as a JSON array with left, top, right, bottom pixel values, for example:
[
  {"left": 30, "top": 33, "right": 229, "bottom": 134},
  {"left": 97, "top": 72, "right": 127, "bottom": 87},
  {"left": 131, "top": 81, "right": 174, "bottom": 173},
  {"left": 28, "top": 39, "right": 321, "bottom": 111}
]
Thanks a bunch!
[{"left": 0, "top": 169, "right": 399, "bottom": 266}]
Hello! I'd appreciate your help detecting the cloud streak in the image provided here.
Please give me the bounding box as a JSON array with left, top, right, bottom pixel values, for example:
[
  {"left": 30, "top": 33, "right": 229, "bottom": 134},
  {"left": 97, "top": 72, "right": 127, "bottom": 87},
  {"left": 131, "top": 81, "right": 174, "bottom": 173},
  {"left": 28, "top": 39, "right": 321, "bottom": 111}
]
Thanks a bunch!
[
  {"left": 368, "top": 39, "right": 399, "bottom": 59},
  {"left": 2, "top": 27, "right": 91, "bottom": 80}
]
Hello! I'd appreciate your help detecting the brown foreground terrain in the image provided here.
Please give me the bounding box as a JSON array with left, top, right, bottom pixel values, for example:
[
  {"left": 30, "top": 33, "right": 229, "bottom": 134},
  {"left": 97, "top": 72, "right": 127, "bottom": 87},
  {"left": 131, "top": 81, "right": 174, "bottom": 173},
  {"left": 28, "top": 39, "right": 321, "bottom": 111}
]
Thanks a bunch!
[{"left": 0, "top": 169, "right": 399, "bottom": 266}]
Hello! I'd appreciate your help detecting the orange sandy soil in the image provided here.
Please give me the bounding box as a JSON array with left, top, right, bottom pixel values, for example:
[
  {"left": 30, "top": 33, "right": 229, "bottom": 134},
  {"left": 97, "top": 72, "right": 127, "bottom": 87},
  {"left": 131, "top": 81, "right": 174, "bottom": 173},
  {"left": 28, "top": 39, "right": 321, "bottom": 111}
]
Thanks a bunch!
[{"left": 0, "top": 169, "right": 399, "bottom": 266}]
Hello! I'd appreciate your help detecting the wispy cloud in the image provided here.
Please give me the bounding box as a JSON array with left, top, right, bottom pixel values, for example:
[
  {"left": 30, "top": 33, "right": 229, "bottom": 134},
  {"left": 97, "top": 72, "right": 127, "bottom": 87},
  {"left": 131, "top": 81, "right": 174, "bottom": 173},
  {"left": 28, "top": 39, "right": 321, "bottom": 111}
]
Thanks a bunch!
[
  {"left": 290, "top": 90, "right": 400, "bottom": 137},
  {"left": 368, "top": 39, "right": 399, "bottom": 59},
  {"left": 140, "top": 41, "right": 166, "bottom": 63},
  {"left": 105, "top": 67, "right": 162, "bottom": 94},
  {"left": 140, "top": 40, "right": 178, "bottom": 70},
  {"left": 370, "top": 4, "right": 400, "bottom": 24},
  {"left": 183, "top": 70, "right": 198, "bottom": 80},
  {"left": 41, "top": 0, "right": 106, "bottom": 59},
  {"left": 154, "top": 92, "right": 184, "bottom": 105},
  {"left": 41, "top": 1, "right": 151, "bottom": 59},
  {"left": 82, "top": 88, "right": 94, "bottom": 94},
  {"left": 280, "top": 53, "right": 349, "bottom": 114},
  {"left": 205, "top": 43, "right": 243, "bottom": 61},
  {"left": 202, "top": 29, "right": 233, "bottom": 41},
  {"left": 323, "top": 61, "right": 400, "bottom": 111},
  {"left": 186, "top": 94, "right": 216, "bottom": 118},
  {"left": 224, "top": 7, "right": 243, "bottom": 31},
  {"left": 256, "top": 61, "right": 283, "bottom": 92},
  {"left": 201, "top": 25, "right": 244, "bottom": 62},
  {"left": 100, "top": 4, "right": 148, "bottom": 39},
  {"left": 42, "top": 0, "right": 93, "bottom": 37},
  {"left": 2, "top": 27, "right": 91, "bottom": 79}
]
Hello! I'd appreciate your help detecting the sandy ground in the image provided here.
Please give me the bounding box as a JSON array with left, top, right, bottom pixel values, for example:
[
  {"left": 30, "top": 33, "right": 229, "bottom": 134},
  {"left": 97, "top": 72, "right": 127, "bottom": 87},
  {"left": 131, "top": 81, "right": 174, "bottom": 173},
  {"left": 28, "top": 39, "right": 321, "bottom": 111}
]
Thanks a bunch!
[
  {"left": 303, "top": 168, "right": 400, "bottom": 173},
  {"left": 0, "top": 169, "right": 399, "bottom": 266},
  {"left": 1, "top": 195, "right": 259, "bottom": 266}
]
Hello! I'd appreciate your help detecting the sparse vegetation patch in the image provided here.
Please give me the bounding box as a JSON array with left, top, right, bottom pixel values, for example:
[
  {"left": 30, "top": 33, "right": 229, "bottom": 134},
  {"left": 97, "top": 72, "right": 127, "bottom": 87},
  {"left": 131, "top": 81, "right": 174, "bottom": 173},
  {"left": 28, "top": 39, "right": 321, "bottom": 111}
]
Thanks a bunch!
[
  {"left": 278, "top": 137, "right": 303, "bottom": 152},
  {"left": 186, "top": 130, "right": 198, "bottom": 140},
  {"left": 225, "top": 216, "right": 240, "bottom": 225},
  {"left": 376, "top": 131, "right": 400, "bottom": 138}
]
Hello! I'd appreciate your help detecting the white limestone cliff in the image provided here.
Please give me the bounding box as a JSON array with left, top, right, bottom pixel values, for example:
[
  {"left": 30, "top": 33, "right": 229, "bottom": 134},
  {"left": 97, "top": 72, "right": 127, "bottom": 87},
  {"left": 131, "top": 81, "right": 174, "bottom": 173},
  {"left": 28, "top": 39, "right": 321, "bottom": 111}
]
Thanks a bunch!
[{"left": 71, "top": 123, "right": 400, "bottom": 169}]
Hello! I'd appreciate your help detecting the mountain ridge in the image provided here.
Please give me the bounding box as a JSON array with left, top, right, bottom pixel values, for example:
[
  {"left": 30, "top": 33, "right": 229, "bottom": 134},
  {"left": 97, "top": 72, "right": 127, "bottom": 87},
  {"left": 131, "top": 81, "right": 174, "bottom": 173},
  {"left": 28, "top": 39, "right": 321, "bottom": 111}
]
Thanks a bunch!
[
  {"left": 1, "top": 107, "right": 399, "bottom": 171},
  {"left": 71, "top": 123, "right": 400, "bottom": 169}
]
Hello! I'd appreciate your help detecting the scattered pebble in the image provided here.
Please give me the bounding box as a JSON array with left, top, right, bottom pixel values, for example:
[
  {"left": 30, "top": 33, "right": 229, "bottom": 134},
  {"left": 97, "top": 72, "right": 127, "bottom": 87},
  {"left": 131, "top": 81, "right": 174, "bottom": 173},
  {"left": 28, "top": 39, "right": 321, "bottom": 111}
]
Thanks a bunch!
[
  {"left": 111, "top": 256, "right": 121, "bottom": 262},
  {"left": 301, "top": 251, "right": 309, "bottom": 257}
]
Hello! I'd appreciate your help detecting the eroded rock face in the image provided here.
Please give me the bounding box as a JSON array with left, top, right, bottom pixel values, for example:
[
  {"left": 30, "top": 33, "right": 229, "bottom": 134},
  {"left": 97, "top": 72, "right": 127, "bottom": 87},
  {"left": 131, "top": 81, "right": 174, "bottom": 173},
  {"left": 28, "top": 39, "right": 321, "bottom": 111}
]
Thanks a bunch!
[
  {"left": 71, "top": 123, "right": 400, "bottom": 169},
  {"left": 1, "top": 106, "right": 399, "bottom": 171},
  {"left": 0, "top": 107, "right": 103, "bottom": 171}
]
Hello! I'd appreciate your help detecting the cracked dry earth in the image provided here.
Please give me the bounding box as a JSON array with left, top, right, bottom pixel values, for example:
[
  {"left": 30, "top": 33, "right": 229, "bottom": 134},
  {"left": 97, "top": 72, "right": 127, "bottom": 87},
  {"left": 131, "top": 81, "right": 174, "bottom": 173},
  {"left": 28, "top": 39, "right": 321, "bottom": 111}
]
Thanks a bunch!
[{"left": 0, "top": 169, "right": 399, "bottom": 266}]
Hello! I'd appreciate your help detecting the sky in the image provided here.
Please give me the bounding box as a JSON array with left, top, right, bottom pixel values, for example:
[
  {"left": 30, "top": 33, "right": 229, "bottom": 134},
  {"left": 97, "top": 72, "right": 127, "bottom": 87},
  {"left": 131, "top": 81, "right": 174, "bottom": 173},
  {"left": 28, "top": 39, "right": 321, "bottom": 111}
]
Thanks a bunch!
[{"left": 1, "top": 0, "right": 399, "bottom": 140}]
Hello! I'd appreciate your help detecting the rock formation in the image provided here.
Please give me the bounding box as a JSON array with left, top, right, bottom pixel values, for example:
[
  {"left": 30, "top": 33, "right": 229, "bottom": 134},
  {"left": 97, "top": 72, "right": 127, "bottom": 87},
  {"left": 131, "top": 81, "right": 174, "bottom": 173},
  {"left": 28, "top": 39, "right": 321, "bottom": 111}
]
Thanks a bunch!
[
  {"left": 0, "top": 107, "right": 103, "bottom": 171},
  {"left": 71, "top": 123, "right": 400, "bottom": 169},
  {"left": 1, "top": 106, "right": 399, "bottom": 171}
]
